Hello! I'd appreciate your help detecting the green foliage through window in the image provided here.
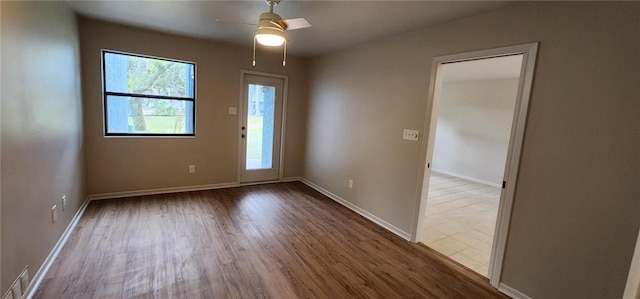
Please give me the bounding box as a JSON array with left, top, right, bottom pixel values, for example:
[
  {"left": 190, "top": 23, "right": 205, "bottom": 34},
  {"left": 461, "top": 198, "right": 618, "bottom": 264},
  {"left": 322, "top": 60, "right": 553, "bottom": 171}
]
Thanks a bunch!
[{"left": 103, "top": 51, "right": 196, "bottom": 136}]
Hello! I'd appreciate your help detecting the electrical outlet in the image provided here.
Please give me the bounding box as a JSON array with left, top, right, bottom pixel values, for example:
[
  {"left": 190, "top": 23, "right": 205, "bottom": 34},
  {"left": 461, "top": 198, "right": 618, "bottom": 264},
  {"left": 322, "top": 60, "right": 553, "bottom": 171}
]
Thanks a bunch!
[
  {"left": 4, "top": 267, "right": 29, "bottom": 299},
  {"left": 61, "top": 195, "right": 66, "bottom": 211},
  {"left": 18, "top": 268, "right": 29, "bottom": 294},
  {"left": 2, "top": 289, "right": 14, "bottom": 299},
  {"left": 3, "top": 289, "right": 14, "bottom": 299},
  {"left": 348, "top": 179, "right": 354, "bottom": 189},
  {"left": 189, "top": 165, "right": 196, "bottom": 173},
  {"left": 10, "top": 283, "right": 21, "bottom": 299},
  {"left": 228, "top": 107, "right": 237, "bottom": 115},
  {"left": 51, "top": 205, "right": 57, "bottom": 224},
  {"left": 403, "top": 129, "right": 419, "bottom": 141}
]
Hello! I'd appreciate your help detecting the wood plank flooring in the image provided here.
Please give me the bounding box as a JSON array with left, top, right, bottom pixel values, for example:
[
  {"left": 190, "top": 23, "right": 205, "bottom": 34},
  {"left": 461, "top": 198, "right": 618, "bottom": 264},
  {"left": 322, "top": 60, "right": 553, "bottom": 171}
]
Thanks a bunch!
[{"left": 35, "top": 182, "right": 507, "bottom": 298}]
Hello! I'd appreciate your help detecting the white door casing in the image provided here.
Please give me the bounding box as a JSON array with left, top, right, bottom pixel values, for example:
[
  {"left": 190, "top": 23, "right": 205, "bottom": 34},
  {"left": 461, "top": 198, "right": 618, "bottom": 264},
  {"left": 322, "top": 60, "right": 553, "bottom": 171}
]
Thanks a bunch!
[{"left": 411, "top": 43, "right": 539, "bottom": 288}]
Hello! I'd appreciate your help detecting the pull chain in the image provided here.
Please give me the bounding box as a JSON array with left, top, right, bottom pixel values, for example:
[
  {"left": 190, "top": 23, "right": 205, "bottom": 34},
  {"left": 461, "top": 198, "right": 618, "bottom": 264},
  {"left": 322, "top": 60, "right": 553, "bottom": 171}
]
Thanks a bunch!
[
  {"left": 252, "top": 37, "right": 256, "bottom": 67},
  {"left": 283, "top": 40, "right": 287, "bottom": 67}
]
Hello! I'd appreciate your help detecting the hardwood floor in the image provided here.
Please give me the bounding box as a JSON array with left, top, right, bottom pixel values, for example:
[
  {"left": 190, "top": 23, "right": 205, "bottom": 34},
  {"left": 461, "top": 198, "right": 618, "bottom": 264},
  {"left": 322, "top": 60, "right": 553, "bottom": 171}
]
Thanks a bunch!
[{"left": 35, "top": 182, "right": 507, "bottom": 298}]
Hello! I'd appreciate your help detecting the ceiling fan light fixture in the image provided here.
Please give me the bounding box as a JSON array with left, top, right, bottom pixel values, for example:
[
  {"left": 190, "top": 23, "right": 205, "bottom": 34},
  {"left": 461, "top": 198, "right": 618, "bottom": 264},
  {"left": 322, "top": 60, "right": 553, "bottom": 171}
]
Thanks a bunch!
[{"left": 255, "top": 27, "right": 287, "bottom": 47}]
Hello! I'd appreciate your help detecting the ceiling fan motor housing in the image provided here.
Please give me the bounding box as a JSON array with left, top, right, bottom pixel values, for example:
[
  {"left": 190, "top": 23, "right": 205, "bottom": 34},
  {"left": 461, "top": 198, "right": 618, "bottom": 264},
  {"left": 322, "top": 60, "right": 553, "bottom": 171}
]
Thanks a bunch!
[{"left": 259, "top": 12, "right": 286, "bottom": 31}]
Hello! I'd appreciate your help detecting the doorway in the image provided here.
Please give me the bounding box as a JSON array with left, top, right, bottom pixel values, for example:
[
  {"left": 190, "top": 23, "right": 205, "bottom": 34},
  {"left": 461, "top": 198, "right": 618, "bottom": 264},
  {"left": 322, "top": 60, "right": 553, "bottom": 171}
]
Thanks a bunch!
[
  {"left": 239, "top": 72, "right": 286, "bottom": 183},
  {"left": 422, "top": 54, "right": 523, "bottom": 278},
  {"left": 412, "top": 43, "right": 538, "bottom": 287}
]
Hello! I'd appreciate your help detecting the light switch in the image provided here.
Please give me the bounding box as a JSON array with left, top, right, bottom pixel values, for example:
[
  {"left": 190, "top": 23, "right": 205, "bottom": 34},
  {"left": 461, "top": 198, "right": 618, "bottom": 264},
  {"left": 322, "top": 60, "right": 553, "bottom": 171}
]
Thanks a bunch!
[
  {"left": 228, "top": 107, "right": 237, "bottom": 115},
  {"left": 403, "top": 129, "right": 419, "bottom": 141}
]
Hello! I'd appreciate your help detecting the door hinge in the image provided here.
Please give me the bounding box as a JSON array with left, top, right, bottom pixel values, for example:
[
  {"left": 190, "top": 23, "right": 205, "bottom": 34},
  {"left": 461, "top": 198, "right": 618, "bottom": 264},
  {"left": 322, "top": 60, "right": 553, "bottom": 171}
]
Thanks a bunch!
[{"left": 502, "top": 181, "right": 506, "bottom": 189}]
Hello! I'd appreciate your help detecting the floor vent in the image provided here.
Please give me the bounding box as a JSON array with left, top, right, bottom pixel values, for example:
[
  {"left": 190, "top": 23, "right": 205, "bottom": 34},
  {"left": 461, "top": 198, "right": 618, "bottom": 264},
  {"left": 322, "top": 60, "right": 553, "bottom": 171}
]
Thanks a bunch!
[{"left": 2, "top": 267, "right": 29, "bottom": 299}]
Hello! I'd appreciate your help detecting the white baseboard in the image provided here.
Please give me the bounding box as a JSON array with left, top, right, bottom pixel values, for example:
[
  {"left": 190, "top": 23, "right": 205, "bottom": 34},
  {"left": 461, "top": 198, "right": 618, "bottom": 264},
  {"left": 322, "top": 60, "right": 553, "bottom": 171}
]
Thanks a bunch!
[
  {"left": 431, "top": 168, "right": 502, "bottom": 188},
  {"left": 88, "top": 182, "right": 240, "bottom": 200},
  {"left": 299, "top": 178, "right": 411, "bottom": 241},
  {"left": 23, "top": 197, "right": 91, "bottom": 299},
  {"left": 498, "top": 283, "right": 531, "bottom": 299},
  {"left": 281, "top": 176, "right": 301, "bottom": 182},
  {"left": 89, "top": 178, "right": 306, "bottom": 201}
]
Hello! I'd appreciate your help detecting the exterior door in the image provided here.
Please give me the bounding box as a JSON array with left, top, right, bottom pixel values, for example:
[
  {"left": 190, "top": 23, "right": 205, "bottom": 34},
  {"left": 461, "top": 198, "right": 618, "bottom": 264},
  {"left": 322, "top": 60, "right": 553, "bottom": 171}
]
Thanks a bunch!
[{"left": 240, "top": 74, "right": 284, "bottom": 183}]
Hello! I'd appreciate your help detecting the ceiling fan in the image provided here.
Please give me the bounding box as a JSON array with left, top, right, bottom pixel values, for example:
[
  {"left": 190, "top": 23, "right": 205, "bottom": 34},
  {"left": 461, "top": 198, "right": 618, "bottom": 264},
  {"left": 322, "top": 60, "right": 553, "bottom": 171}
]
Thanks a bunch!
[{"left": 217, "top": 0, "right": 312, "bottom": 66}]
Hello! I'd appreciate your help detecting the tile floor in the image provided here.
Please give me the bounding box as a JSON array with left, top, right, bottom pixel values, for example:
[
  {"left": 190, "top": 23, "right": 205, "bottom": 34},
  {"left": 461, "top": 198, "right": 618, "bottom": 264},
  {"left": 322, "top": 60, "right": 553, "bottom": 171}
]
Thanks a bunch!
[{"left": 422, "top": 172, "right": 501, "bottom": 277}]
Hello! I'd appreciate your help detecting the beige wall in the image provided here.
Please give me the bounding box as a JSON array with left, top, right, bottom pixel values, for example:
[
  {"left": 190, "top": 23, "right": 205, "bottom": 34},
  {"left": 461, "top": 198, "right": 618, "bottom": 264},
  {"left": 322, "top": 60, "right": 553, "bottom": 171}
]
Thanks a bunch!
[
  {"left": 1, "top": 1, "right": 85, "bottom": 292},
  {"left": 433, "top": 78, "right": 519, "bottom": 184},
  {"left": 305, "top": 2, "right": 640, "bottom": 298},
  {"left": 79, "top": 18, "right": 309, "bottom": 195}
]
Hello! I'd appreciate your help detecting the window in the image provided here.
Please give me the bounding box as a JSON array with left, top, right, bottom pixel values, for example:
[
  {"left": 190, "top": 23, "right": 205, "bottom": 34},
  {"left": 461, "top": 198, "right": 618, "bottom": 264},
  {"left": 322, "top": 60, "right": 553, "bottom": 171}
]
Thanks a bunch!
[{"left": 102, "top": 50, "right": 196, "bottom": 136}]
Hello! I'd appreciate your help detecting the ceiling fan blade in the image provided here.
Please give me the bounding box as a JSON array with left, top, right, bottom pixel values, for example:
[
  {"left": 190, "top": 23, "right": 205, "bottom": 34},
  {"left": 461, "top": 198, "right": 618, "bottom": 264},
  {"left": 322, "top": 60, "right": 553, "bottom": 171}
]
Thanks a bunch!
[
  {"left": 215, "top": 18, "right": 257, "bottom": 27},
  {"left": 282, "top": 18, "right": 312, "bottom": 30}
]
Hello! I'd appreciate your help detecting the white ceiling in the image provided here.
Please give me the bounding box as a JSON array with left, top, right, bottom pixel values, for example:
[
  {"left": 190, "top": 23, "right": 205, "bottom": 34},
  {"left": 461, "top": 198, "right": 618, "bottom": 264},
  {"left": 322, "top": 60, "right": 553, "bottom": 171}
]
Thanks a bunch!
[
  {"left": 65, "top": 1, "right": 516, "bottom": 57},
  {"left": 442, "top": 54, "right": 524, "bottom": 82}
]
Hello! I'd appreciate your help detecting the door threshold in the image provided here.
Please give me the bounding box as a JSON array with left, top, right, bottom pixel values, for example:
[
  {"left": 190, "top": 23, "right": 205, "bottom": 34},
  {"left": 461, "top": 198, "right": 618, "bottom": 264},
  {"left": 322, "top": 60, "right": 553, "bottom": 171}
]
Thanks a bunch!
[{"left": 238, "top": 180, "right": 283, "bottom": 186}]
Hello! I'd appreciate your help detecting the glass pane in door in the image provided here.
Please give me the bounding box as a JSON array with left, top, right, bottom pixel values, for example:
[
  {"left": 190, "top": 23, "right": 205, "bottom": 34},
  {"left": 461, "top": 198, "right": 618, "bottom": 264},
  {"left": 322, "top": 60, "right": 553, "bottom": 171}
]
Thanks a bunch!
[{"left": 246, "top": 84, "right": 276, "bottom": 170}]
